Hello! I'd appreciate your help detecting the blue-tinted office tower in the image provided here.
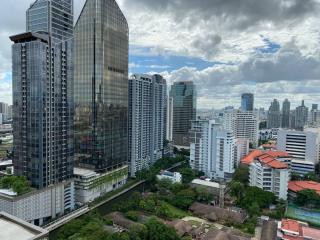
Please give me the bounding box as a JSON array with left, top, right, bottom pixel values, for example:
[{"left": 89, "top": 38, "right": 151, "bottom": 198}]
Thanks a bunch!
[
  {"left": 241, "top": 93, "right": 254, "bottom": 111},
  {"left": 10, "top": 0, "right": 74, "bottom": 189},
  {"left": 170, "top": 82, "right": 196, "bottom": 146}
]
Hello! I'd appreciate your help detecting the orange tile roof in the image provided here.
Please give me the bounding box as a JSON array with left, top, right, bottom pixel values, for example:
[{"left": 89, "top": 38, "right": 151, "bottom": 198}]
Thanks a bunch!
[
  {"left": 241, "top": 150, "right": 263, "bottom": 165},
  {"left": 241, "top": 150, "right": 289, "bottom": 169},
  {"left": 281, "top": 219, "right": 302, "bottom": 234},
  {"left": 288, "top": 181, "right": 320, "bottom": 194},
  {"left": 267, "top": 151, "right": 290, "bottom": 158},
  {"left": 258, "top": 156, "right": 288, "bottom": 169}
]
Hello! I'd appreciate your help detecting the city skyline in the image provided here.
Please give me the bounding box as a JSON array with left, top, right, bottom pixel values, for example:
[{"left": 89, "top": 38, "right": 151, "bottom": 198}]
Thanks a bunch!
[{"left": 1, "top": 0, "right": 320, "bottom": 109}]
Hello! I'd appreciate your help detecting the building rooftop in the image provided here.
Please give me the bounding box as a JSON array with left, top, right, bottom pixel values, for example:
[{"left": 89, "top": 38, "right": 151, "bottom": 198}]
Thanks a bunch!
[
  {"left": 279, "top": 219, "right": 320, "bottom": 240},
  {"left": 0, "top": 212, "right": 48, "bottom": 240},
  {"left": 74, "top": 167, "right": 97, "bottom": 177},
  {"left": 0, "top": 189, "right": 17, "bottom": 196},
  {"left": 241, "top": 150, "right": 290, "bottom": 168},
  {"left": 258, "top": 154, "right": 288, "bottom": 169},
  {"left": 288, "top": 181, "right": 320, "bottom": 194},
  {"left": 191, "top": 179, "right": 221, "bottom": 189}
]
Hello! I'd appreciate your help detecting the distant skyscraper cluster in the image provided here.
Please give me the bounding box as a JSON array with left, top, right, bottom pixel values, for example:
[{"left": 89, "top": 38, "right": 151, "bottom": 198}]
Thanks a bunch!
[{"left": 265, "top": 99, "right": 316, "bottom": 131}]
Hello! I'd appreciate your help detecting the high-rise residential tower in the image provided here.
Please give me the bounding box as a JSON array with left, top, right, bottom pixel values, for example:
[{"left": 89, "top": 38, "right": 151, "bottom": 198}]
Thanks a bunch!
[
  {"left": 166, "top": 97, "right": 173, "bottom": 142},
  {"left": 267, "top": 99, "right": 281, "bottom": 129},
  {"left": 190, "top": 119, "right": 237, "bottom": 180},
  {"left": 11, "top": 0, "right": 74, "bottom": 189},
  {"left": 223, "top": 110, "right": 259, "bottom": 147},
  {"left": 295, "top": 100, "right": 308, "bottom": 131},
  {"left": 170, "top": 81, "right": 196, "bottom": 146},
  {"left": 128, "top": 74, "right": 167, "bottom": 176},
  {"left": 281, "top": 99, "right": 291, "bottom": 129},
  {"left": 74, "top": 0, "right": 129, "bottom": 172},
  {"left": 241, "top": 93, "right": 254, "bottom": 111}
]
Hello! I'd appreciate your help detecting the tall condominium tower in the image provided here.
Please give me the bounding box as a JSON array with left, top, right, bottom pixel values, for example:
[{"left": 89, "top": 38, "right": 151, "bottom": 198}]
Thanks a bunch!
[
  {"left": 170, "top": 81, "right": 196, "bottom": 146},
  {"left": 223, "top": 110, "right": 259, "bottom": 147},
  {"left": 241, "top": 93, "right": 254, "bottom": 111},
  {"left": 281, "top": 99, "right": 291, "bottom": 129},
  {"left": 295, "top": 100, "right": 308, "bottom": 131},
  {"left": 128, "top": 74, "right": 167, "bottom": 176},
  {"left": 267, "top": 99, "right": 281, "bottom": 129},
  {"left": 166, "top": 97, "right": 173, "bottom": 142},
  {"left": 11, "top": 0, "right": 74, "bottom": 189},
  {"left": 74, "top": 0, "right": 129, "bottom": 171}
]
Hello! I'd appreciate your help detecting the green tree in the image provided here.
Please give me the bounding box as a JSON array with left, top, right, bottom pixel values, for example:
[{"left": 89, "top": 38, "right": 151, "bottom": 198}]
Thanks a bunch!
[
  {"left": 196, "top": 187, "right": 214, "bottom": 203},
  {"left": 172, "top": 188, "right": 196, "bottom": 209},
  {"left": 295, "top": 189, "right": 320, "bottom": 208},
  {"left": 180, "top": 167, "right": 196, "bottom": 184},
  {"left": 145, "top": 218, "right": 181, "bottom": 240},
  {"left": 229, "top": 181, "right": 245, "bottom": 203},
  {"left": 233, "top": 166, "right": 249, "bottom": 185}
]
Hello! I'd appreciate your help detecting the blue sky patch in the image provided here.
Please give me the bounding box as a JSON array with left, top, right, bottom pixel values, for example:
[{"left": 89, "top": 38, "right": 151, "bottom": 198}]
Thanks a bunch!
[
  {"left": 129, "top": 46, "right": 227, "bottom": 73},
  {"left": 256, "top": 36, "right": 281, "bottom": 54}
]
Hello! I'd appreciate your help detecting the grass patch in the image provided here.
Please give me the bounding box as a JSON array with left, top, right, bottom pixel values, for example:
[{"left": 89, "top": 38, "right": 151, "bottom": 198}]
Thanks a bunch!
[{"left": 161, "top": 201, "right": 188, "bottom": 219}]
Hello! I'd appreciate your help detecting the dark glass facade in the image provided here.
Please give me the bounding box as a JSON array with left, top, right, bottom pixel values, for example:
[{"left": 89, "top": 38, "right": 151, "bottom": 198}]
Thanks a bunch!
[
  {"left": 27, "top": 0, "right": 74, "bottom": 42},
  {"left": 170, "top": 82, "right": 196, "bottom": 146},
  {"left": 74, "top": 0, "right": 129, "bottom": 171},
  {"left": 11, "top": 0, "right": 74, "bottom": 189},
  {"left": 241, "top": 93, "right": 254, "bottom": 111}
]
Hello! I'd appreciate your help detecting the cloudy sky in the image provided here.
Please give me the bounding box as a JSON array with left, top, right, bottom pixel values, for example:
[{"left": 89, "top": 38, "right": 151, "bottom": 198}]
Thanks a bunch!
[{"left": 1, "top": 0, "right": 320, "bottom": 109}]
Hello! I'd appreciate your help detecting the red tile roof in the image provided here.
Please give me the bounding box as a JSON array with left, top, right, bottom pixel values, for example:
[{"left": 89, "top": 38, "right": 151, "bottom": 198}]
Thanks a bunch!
[
  {"left": 281, "top": 219, "right": 302, "bottom": 234},
  {"left": 280, "top": 219, "right": 320, "bottom": 240},
  {"left": 241, "top": 150, "right": 263, "bottom": 165},
  {"left": 288, "top": 181, "right": 320, "bottom": 194},
  {"left": 241, "top": 150, "right": 289, "bottom": 169}
]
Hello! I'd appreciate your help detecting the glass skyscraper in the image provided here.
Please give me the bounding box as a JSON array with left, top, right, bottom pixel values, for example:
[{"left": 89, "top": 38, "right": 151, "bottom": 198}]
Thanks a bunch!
[
  {"left": 170, "top": 81, "right": 196, "bottom": 146},
  {"left": 241, "top": 93, "right": 254, "bottom": 111},
  {"left": 10, "top": 0, "right": 74, "bottom": 189},
  {"left": 74, "top": 0, "right": 129, "bottom": 171},
  {"left": 27, "top": 0, "right": 73, "bottom": 41}
]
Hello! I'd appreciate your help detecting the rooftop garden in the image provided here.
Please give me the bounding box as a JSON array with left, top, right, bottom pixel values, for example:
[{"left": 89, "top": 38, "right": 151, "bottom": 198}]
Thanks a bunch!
[{"left": 0, "top": 175, "right": 32, "bottom": 195}]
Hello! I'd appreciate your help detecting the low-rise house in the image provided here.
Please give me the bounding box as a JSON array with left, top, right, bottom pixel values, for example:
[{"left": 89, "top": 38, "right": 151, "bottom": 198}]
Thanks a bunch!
[
  {"left": 157, "top": 170, "right": 182, "bottom": 183},
  {"left": 189, "top": 202, "right": 247, "bottom": 224},
  {"left": 288, "top": 181, "right": 320, "bottom": 200},
  {"left": 107, "top": 212, "right": 143, "bottom": 230},
  {"left": 202, "top": 229, "right": 251, "bottom": 240},
  {"left": 277, "top": 219, "right": 320, "bottom": 240},
  {"left": 167, "top": 220, "right": 193, "bottom": 237}
]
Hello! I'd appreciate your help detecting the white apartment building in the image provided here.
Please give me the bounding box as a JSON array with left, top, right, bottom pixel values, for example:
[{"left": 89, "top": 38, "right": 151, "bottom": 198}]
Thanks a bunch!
[
  {"left": 249, "top": 156, "right": 289, "bottom": 200},
  {"left": 0, "top": 181, "right": 74, "bottom": 226},
  {"left": 74, "top": 166, "right": 128, "bottom": 204},
  {"left": 223, "top": 110, "right": 259, "bottom": 147},
  {"left": 190, "top": 119, "right": 237, "bottom": 180},
  {"left": 277, "top": 129, "right": 320, "bottom": 164},
  {"left": 128, "top": 74, "right": 167, "bottom": 176}
]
